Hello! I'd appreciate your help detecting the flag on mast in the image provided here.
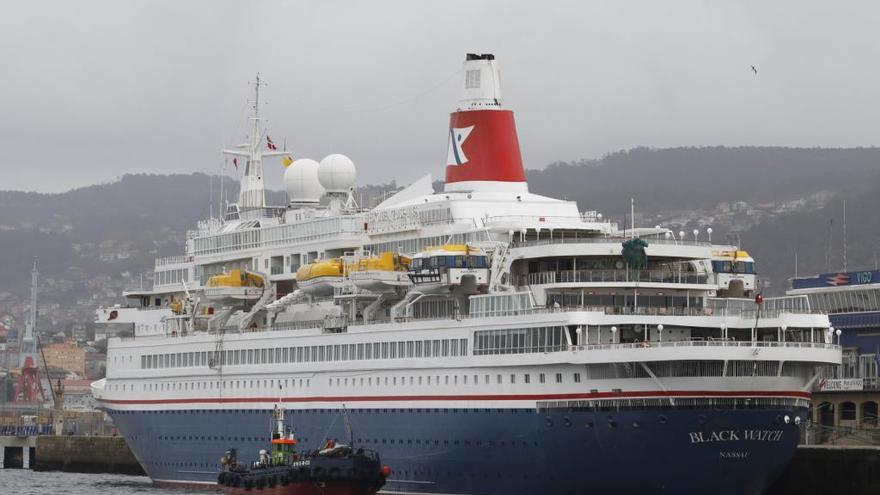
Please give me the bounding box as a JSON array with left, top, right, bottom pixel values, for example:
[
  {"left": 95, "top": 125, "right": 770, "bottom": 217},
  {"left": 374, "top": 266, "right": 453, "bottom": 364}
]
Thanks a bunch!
[
  {"left": 233, "top": 158, "right": 238, "bottom": 169},
  {"left": 266, "top": 135, "right": 278, "bottom": 150}
]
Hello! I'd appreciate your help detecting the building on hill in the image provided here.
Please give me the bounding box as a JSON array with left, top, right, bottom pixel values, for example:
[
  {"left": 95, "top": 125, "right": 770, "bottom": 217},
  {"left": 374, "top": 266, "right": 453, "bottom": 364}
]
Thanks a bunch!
[
  {"left": 788, "top": 269, "right": 880, "bottom": 438},
  {"left": 42, "top": 341, "right": 86, "bottom": 377},
  {"left": 59, "top": 379, "right": 98, "bottom": 411},
  {"left": 84, "top": 351, "right": 106, "bottom": 380}
]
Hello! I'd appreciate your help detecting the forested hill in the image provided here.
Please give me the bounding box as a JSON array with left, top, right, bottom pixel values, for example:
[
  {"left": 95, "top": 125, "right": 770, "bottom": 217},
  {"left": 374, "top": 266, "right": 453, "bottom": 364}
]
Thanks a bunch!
[{"left": 527, "top": 146, "right": 880, "bottom": 214}]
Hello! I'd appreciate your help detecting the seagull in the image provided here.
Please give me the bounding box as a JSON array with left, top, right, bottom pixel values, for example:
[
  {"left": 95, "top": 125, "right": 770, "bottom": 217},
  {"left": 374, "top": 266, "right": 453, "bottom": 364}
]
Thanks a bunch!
[{"left": 750, "top": 65, "right": 758, "bottom": 75}]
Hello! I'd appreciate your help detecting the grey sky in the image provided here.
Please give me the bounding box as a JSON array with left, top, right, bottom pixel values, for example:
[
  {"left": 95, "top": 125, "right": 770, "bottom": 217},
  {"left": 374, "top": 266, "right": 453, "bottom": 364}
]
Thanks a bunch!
[{"left": 2, "top": 1, "right": 878, "bottom": 193}]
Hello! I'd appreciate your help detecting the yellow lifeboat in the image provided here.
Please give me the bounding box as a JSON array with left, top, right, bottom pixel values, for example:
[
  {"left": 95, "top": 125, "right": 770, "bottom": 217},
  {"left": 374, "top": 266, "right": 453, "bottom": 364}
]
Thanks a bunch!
[
  {"left": 204, "top": 269, "right": 265, "bottom": 303},
  {"left": 347, "top": 252, "right": 412, "bottom": 292},
  {"left": 296, "top": 259, "right": 345, "bottom": 295}
]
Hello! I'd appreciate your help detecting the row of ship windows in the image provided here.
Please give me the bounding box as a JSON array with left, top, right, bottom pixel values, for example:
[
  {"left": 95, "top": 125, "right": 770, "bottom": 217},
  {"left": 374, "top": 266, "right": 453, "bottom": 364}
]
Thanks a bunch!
[
  {"left": 473, "top": 327, "right": 568, "bottom": 355},
  {"left": 107, "top": 372, "right": 580, "bottom": 393},
  {"left": 327, "top": 372, "right": 576, "bottom": 388},
  {"left": 139, "top": 338, "right": 470, "bottom": 370},
  {"left": 110, "top": 378, "right": 311, "bottom": 393}
]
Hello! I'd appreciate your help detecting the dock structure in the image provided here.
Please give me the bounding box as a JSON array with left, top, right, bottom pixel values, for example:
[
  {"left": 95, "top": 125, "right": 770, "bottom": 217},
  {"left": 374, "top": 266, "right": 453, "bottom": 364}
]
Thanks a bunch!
[
  {"left": 0, "top": 430, "right": 142, "bottom": 475},
  {"left": 0, "top": 434, "right": 37, "bottom": 469}
]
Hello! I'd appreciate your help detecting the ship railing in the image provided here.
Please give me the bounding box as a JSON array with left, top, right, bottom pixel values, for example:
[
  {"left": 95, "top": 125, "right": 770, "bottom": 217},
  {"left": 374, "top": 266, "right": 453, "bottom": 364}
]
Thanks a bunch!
[
  {"left": 122, "top": 304, "right": 825, "bottom": 341},
  {"left": 544, "top": 304, "right": 821, "bottom": 318},
  {"left": 510, "top": 236, "right": 714, "bottom": 248},
  {"left": 519, "top": 269, "right": 710, "bottom": 286},
  {"left": 155, "top": 255, "right": 190, "bottom": 267},
  {"left": 473, "top": 339, "right": 840, "bottom": 355},
  {"left": 708, "top": 295, "right": 812, "bottom": 313}
]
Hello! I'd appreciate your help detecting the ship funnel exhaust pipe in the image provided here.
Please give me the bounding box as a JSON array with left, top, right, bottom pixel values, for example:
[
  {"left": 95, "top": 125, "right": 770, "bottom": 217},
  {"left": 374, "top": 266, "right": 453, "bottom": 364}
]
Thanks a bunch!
[{"left": 444, "top": 53, "right": 527, "bottom": 193}]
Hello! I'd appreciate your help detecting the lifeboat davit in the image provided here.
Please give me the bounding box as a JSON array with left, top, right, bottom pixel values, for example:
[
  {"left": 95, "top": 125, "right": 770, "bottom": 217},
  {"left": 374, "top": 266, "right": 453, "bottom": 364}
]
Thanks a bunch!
[
  {"left": 347, "top": 252, "right": 412, "bottom": 293},
  {"left": 204, "top": 269, "right": 265, "bottom": 304},
  {"left": 296, "top": 259, "right": 345, "bottom": 296},
  {"left": 407, "top": 244, "right": 490, "bottom": 295}
]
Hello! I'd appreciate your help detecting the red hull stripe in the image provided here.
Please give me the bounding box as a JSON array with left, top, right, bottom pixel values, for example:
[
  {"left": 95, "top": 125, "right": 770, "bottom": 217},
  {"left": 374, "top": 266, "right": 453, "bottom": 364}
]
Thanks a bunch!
[{"left": 99, "top": 390, "right": 810, "bottom": 406}]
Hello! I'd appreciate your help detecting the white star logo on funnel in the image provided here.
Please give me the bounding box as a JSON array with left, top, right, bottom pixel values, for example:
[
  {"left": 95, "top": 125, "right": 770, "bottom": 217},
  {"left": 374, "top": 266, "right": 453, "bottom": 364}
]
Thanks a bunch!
[{"left": 446, "top": 125, "right": 474, "bottom": 166}]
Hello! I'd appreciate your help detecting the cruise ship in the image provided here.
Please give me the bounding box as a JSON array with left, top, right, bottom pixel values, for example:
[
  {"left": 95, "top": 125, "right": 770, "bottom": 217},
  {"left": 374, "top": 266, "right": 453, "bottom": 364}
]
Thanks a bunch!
[{"left": 91, "top": 53, "right": 841, "bottom": 495}]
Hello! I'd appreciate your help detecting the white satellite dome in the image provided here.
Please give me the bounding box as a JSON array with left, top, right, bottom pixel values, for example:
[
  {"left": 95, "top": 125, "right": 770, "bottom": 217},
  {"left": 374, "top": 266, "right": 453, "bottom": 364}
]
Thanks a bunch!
[
  {"left": 318, "top": 154, "right": 356, "bottom": 193},
  {"left": 283, "top": 158, "right": 324, "bottom": 203}
]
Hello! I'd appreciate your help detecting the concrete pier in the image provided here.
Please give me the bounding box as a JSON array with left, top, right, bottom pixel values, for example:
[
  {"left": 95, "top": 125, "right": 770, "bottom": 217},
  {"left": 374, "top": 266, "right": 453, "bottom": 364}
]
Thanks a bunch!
[
  {"left": 766, "top": 445, "right": 880, "bottom": 495},
  {"left": 0, "top": 435, "right": 37, "bottom": 469},
  {"left": 33, "top": 435, "right": 144, "bottom": 475}
]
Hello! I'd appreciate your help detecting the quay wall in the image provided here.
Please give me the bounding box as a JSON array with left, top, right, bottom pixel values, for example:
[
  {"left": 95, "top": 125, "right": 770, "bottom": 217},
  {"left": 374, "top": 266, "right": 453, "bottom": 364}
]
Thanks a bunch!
[
  {"left": 33, "top": 436, "right": 144, "bottom": 475},
  {"left": 766, "top": 445, "right": 880, "bottom": 495}
]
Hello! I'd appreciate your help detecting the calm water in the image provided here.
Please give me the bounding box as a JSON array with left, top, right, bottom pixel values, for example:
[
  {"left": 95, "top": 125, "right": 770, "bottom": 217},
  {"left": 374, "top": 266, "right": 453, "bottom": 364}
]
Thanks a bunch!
[{"left": 0, "top": 470, "right": 194, "bottom": 495}]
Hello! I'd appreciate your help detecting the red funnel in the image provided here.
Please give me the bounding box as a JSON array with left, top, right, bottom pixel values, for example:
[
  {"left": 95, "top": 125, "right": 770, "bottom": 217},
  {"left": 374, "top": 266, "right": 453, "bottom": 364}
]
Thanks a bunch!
[{"left": 444, "top": 109, "right": 526, "bottom": 187}]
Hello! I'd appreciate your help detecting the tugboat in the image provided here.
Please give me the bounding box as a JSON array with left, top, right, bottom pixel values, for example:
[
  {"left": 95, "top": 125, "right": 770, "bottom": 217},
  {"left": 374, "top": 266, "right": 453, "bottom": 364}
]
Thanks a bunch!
[{"left": 217, "top": 403, "right": 390, "bottom": 494}]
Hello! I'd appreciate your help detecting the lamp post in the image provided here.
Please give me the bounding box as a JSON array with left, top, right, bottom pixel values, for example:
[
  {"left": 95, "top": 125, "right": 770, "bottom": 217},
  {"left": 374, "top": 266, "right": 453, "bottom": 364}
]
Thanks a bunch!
[
  {"left": 657, "top": 324, "right": 664, "bottom": 343},
  {"left": 707, "top": 227, "right": 713, "bottom": 243},
  {"left": 693, "top": 229, "right": 699, "bottom": 242},
  {"left": 780, "top": 325, "right": 787, "bottom": 343},
  {"left": 835, "top": 328, "right": 842, "bottom": 345},
  {"left": 721, "top": 323, "right": 727, "bottom": 341},
  {"left": 576, "top": 327, "right": 583, "bottom": 346},
  {"left": 611, "top": 326, "right": 618, "bottom": 344}
]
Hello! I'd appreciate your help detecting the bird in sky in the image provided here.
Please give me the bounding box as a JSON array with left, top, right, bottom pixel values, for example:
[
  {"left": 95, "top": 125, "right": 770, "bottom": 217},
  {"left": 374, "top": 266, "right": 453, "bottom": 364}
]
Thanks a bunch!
[{"left": 750, "top": 65, "right": 758, "bottom": 75}]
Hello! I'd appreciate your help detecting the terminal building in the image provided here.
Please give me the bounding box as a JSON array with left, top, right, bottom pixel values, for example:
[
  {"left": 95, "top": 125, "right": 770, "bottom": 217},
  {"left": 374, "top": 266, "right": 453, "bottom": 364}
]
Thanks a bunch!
[{"left": 788, "top": 269, "right": 880, "bottom": 438}]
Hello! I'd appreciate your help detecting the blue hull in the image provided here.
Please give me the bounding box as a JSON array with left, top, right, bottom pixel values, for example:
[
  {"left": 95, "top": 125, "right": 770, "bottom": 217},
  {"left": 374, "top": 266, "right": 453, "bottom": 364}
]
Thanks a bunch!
[{"left": 109, "top": 405, "right": 806, "bottom": 495}]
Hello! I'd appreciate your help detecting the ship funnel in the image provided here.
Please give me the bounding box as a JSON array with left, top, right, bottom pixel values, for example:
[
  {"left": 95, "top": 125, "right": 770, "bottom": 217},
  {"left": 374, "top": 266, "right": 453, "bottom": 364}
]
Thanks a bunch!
[{"left": 444, "top": 53, "right": 527, "bottom": 193}]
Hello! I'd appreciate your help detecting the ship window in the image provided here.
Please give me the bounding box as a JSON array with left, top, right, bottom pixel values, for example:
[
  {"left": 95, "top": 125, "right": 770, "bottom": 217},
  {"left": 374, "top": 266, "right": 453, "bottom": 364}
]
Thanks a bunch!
[
  {"left": 555, "top": 373, "right": 563, "bottom": 383},
  {"left": 539, "top": 373, "right": 546, "bottom": 383},
  {"left": 574, "top": 373, "right": 582, "bottom": 383},
  {"left": 524, "top": 374, "right": 531, "bottom": 384}
]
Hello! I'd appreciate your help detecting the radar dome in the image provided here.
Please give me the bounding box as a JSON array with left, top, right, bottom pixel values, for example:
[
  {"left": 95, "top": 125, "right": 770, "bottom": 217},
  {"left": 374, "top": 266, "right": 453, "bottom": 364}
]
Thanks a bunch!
[
  {"left": 318, "top": 154, "right": 356, "bottom": 193},
  {"left": 283, "top": 158, "right": 324, "bottom": 203}
]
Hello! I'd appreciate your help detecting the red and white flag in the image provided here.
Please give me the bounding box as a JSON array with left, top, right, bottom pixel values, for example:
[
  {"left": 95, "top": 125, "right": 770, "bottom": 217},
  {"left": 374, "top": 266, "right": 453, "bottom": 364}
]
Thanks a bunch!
[
  {"left": 233, "top": 158, "right": 238, "bottom": 169},
  {"left": 266, "top": 135, "right": 277, "bottom": 150}
]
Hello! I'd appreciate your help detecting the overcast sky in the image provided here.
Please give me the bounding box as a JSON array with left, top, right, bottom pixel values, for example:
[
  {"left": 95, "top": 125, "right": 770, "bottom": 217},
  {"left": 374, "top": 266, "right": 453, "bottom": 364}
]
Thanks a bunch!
[{"left": 1, "top": 1, "right": 878, "bottom": 193}]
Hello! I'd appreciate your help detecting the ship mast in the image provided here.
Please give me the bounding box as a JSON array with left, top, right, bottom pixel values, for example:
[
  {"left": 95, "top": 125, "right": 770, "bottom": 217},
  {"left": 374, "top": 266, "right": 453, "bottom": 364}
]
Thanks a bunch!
[{"left": 223, "top": 74, "right": 290, "bottom": 212}]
